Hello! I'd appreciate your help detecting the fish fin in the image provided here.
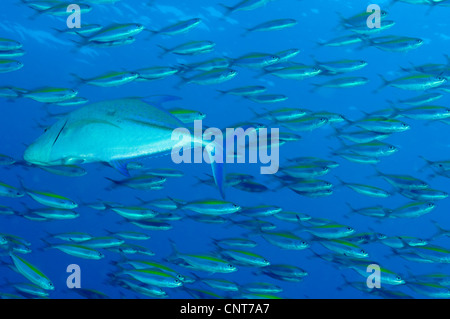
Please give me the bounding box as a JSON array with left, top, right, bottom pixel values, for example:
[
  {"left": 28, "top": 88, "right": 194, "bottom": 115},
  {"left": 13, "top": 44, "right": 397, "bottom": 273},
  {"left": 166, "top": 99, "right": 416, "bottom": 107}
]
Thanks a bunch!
[
  {"left": 157, "top": 45, "right": 170, "bottom": 58},
  {"left": 167, "top": 238, "right": 180, "bottom": 260},
  {"left": 374, "top": 74, "right": 390, "bottom": 93},
  {"left": 70, "top": 73, "right": 85, "bottom": 88},
  {"left": 218, "top": 3, "right": 233, "bottom": 16},
  {"left": 202, "top": 142, "right": 225, "bottom": 199},
  {"left": 109, "top": 160, "right": 131, "bottom": 177}
]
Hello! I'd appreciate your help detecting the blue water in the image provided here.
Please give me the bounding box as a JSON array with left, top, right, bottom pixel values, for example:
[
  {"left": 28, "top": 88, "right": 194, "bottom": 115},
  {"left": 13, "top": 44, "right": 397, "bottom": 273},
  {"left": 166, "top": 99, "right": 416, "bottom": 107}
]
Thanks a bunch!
[{"left": 1, "top": 0, "right": 449, "bottom": 299}]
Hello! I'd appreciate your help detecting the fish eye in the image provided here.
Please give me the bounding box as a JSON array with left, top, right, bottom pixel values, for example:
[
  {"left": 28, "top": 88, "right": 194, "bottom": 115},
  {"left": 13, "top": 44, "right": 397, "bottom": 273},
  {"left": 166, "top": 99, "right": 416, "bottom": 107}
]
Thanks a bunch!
[
  {"left": 228, "top": 264, "right": 234, "bottom": 268},
  {"left": 177, "top": 274, "right": 183, "bottom": 279},
  {"left": 175, "top": 279, "right": 181, "bottom": 284},
  {"left": 402, "top": 123, "right": 408, "bottom": 127},
  {"left": 301, "top": 241, "right": 308, "bottom": 246},
  {"left": 416, "top": 39, "right": 423, "bottom": 43},
  {"left": 361, "top": 250, "right": 367, "bottom": 254},
  {"left": 428, "top": 203, "right": 434, "bottom": 207},
  {"left": 389, "top": 146, "right": 396, "bottom": 150},
  {"left": 360, "top": 61, "right": 366, "bottom": 64},
  {"left": 396, "top": 276, "right": 402, "bottom": 281},
  {"left": 347, "top": 227, "right": 354, "bottom": 231}
]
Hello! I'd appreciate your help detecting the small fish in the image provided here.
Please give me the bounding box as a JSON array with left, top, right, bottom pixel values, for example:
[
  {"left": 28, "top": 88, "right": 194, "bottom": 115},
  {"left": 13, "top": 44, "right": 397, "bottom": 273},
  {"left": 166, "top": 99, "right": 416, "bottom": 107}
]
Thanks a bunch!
[
  {"left": 0, "top": 181, "right": 25, "bottom": 198},
  {"left": 81, "top": 236, "right": 125, "bottom": 249},
  {"left": 0, "top": 59, "right": 23, "bottom": 73},
  {"left": 374, "top": 170, "right": 429, "bottom": 190},
  {"left": 72, "top": 71, "right": 138, "bottom": 87},
  {"left": 376, "top": 74, "right": 446, "bottom": 92},
  {"left": 84, "top": 23, "right": 144, "bottom": 43},
  {"left": 264, "top": 63, "right": 321, "bottom": 80},
  {"left": 260, "top": 231, "right": 310, "bottom": 250},
  {"left": 244, "top": 94, "right": 288, "bottom": 104},
  {"left": 335, "top": 177, "right": 391, "bottom": 198},
  {"left": 219, "top": 0, "right": 274, "bottom": 15},
  {"left": 44, "top": 242, "right": 104, "bottom": 260},
  {"left": 361, "top": 35, "right": 424, "bottom": 53},
  {"left": 389, "top": 202, "right": 435, "bottom": 218},
  {"left": 255, "top": 264, "right": 308, "bottom": 282},
  {"left": 399, "top": 93, "right": 444, "bottom": 106},
  {"left": 217, "top": 85, "right": 266, "bottom": 96},
  {"left": 135, "top": 66, "right": 179, "bottom": 81},
  {"left": 243, "top": 19, "right": 297, "bottom": 36},
  {"left": 21, "top": 182, "right": 77, "bottom": 209},
  {"left": 176, "top": 199, "right": 241, "bottom": 216},
  {"left": 23, "top": 87, "right": 78, "bottom": 103},
  {"left": 178, "top": 68, "right": 237, "bottom": 86},
  {"left": 312, "top": 58, "right": 368, "bottom": 73},
  {"left": 240, "top": 205, "right": 282, "bottom": 217},
  {"left": 10, "top": 254, "right": 54, "bottom": 290},
  {"left": 0, "top": 38, "right": 22, "bottom": 51},
  {"left": 117, "top": 269, "right": 182, "bottom": 288},
  {"left": 105, "top": 175, "right": 166, "bottom": 190},
  {"left": 317, "top": 239, "right": 369, "bottom": 258},
  {"left": 298, "top": 223, "right": 355, "bottom": 239},
  {"left": 219, "top": 248, "right": 270, "bottom": 267},
  {"left": 167, "top": 240, "right": 237, "bottom": 273},
  {"left": 212, "top": 238, "right": 258, "bottom": 248},
  {"left": 110, "top": 206, "right": 158, "bottom": 220},
  {"left": 231, "top": 53, "right": 280, "bottom": 69},
  {"left": 158, "top": 41, "right": 216, "bottom": 57},
  {"left": 148, "top": 18, "right": 202, "bottom": 36}
]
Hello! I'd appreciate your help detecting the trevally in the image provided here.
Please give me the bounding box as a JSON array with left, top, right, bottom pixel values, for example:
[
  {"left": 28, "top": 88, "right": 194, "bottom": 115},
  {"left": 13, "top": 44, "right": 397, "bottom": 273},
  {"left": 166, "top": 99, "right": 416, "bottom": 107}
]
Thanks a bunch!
[{"left": 23, "top": 98, "right": 225, "bottom": 197}]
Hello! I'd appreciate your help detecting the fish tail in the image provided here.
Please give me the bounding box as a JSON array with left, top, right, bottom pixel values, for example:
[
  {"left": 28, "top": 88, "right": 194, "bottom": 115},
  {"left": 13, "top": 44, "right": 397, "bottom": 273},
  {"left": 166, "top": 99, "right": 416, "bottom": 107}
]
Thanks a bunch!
[
  {"left": 204, "top": 142, "right": 225, "bottom": 198},
  {"left": 143, "top": 29, "right": 158, "bottom": 40},
  {"left": 134, "top": 196, "right": 148, "bottom": 205},
  {"left": 240, "top": 29, "right": 250, "bottom": 37},
  {"left": 386, "top": 100, "right": 402, "bottom": 117},
  {"left": 104, "top": 177, "right": 119, "bottom": 190},
  {"left": 374, "top": 74, "right": 390, "bottom": 93},
  {"left": 326, "top": 126, "right": 342, "bottom": 140},
  {"left": 430, "top": 220, "right": 448, "bottom": 239},
  {"left": 418, "top": 156, "right": 432, "bottom": 172},
  {"left": 345, "top": 202, "right": 356, "bottom": 213},
  {"left": 39, "top": 238, "right": 52, "bottom": 251},
  {"left": 166, "top": 196, "right": 185, "bottom": 209},
  {"left": 333, "top": 175, "right": 346, "bottom": 188},
  {"left": 215, "top": 90, "right": 227, "bottom": 99},
  {"left": 157, "top": 45, "right": 170, "bottom": 58},
  {"left": 167, "top": 238, "right": 180, "bottom": 260},
  {"left": 193, "top": 175, "right": 210, "bottom": 187},
  {"left": 190, "top": 272, "right": 202, "bottom": 282},
  {"left": 218, "top": 3, "right": 233, "bottom": 16},
  {"left": 309, "top": 83, "right": 321, "bottom": 93},
  {"left": 70, "top": 73, "right": 85, "bottom": 88}
]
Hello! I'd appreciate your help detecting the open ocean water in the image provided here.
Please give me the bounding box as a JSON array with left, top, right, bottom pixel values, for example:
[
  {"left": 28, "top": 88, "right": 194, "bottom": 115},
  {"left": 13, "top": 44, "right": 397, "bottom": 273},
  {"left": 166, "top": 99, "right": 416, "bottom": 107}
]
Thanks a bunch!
[{"left": 0, "top": 0, "right": 450, "bottom": 300}]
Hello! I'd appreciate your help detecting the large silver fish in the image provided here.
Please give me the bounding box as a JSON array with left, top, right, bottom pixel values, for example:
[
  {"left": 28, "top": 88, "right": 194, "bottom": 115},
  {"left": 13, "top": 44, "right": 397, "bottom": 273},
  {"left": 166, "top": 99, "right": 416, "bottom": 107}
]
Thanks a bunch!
[{"left": 23, "top": 98, "right": 224, "bottom": 196}]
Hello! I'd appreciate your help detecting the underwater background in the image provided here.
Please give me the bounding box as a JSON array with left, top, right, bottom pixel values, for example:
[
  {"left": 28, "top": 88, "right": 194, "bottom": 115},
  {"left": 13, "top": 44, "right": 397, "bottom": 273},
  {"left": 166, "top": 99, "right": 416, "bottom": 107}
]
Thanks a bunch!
[{"left": 0, "top": 0, "right": 450, "bottom": 299}]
